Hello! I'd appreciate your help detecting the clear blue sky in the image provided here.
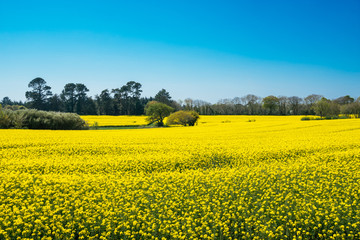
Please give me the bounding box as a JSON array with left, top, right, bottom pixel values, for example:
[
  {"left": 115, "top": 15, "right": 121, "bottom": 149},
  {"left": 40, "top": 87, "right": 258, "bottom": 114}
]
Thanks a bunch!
[{"left": 1, "top": 0, "right": 359, "bottom": 103}]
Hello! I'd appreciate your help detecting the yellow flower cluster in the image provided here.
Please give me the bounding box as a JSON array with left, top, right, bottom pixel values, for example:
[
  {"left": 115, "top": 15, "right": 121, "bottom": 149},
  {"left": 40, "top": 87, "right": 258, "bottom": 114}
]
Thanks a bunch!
[
  {"left": 0, "top": 116, "right": 359, "bottom": 239},
  {"left": 81, "top": 115, "right": 148, "bottom": 126}
]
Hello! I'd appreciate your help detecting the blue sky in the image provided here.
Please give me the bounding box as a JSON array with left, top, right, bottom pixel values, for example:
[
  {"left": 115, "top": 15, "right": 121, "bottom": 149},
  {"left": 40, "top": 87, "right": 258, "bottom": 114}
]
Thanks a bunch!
[{"left": 0, "top": 0, "right": 359, "bottom": 103}]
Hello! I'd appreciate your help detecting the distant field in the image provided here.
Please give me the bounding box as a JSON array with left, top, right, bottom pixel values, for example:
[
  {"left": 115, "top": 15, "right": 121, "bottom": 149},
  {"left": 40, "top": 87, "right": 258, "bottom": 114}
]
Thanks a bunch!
[
  {"left": 81, "top": 115, "right": 148, "bottom": 126},
  {"left": 81, "top": 115, "right": 305, "bottom": 127},
  {"left": 1, "top": 116, "right": 360, "bottom": 239}
]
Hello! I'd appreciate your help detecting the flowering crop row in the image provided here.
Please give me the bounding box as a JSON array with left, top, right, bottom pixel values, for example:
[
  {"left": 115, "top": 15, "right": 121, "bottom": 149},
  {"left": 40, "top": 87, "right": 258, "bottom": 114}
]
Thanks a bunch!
[
  {"left": 81, "top": 115, "right": 147, "bottom": 127},
  {"left": 0, "top": 116, "right": 359, "bottom": 239}
]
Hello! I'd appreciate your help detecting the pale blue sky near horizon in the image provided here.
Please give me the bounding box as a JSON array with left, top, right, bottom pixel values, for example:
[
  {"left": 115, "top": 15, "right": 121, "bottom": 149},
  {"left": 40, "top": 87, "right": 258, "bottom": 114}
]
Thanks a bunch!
[{"left": 0, "top": 0, "right": 359, "bottom": 103}]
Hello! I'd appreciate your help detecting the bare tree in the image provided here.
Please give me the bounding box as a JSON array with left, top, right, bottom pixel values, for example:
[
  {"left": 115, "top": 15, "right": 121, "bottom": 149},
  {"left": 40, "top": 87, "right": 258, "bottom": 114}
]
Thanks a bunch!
[
  {"left": 304, "top": 94, "right": 322, "bottom": 115},
  {"left": 278, "top": 96, "right": 288, "bottom": 115},
  {"left": 288, "top": 96, "right": 302, "bottom": 115}
]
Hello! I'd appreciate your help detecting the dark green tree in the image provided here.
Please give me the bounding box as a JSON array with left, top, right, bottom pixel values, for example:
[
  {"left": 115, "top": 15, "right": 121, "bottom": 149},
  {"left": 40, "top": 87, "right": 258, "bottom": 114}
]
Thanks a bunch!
[
  {"left": 96, "top": 89, "right": 114, "bottom": 115},
  {"left": 112, "top": 81, "right": 142, "bottom": 115},
  {"left": 1, "top": 97, "right": 24, "bottom": 108},
  {"left": 61, "top": 83, "right": 77, "bottom": 112},
  {"left": 1, "top": 97, "right": 13, "bottom": 106},
  {"left": 112, "top": 87, "right": 125, "bottom": 115},
  {"left": 61, "top": 83, "right": 89, "bottom": 114},
  {"left": 127, "top": 81, "right": 143, "bottom": 115},
  {"left": 155, "top": 89, "right": 172, "bottom": 106},
  {"left": 74, "top": 83, "right": 89, "bottom": 115},
  {"left": 83, "top": 97, "right": 97, "bottom": 115},
  {"left": 48, "top": 94, "right": 64, "bottom": 112},
  {"left": 25, "top": 77, "right": 52, "bottom": 110}
]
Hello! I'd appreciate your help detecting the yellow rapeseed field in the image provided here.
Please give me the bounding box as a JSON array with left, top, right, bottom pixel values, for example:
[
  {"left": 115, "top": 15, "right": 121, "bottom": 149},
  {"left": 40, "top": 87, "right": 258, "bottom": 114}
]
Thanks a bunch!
[
  {"left": 0, "top": 115, "right": 360, "bottom": 239},
  {"left": 81, "top": 115, "right": 148, "bottom": 126}
]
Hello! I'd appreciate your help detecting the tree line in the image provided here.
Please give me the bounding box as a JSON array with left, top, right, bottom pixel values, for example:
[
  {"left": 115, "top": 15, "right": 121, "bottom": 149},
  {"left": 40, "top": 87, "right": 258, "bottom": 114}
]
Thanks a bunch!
[
  {"left": 1, "top": 77, "right": 360, "bottom": 117},
  {"left": 205, "top": 94, "right": 360, "bottom": 117}
]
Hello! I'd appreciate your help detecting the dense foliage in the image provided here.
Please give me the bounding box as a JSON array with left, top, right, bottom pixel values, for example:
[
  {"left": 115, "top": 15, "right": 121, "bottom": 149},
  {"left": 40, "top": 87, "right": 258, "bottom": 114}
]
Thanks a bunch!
[
  {"left": 2, "top": 78, "right": 359, "bottom": 117},
  {"left": 0, "top": 116, "right": 360, "bottom": 239},
  {"left": 145, "top": 101, "right": 174, "bottom": 126},
  {"left": 0, "top": 106, "right": 88, "bottom": 130},
  {"left": 81, "top": 115, "right": 148, "bottom": 127},
  {"left": 167, "top": 110, "right": 200, "bottom": 126}
]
